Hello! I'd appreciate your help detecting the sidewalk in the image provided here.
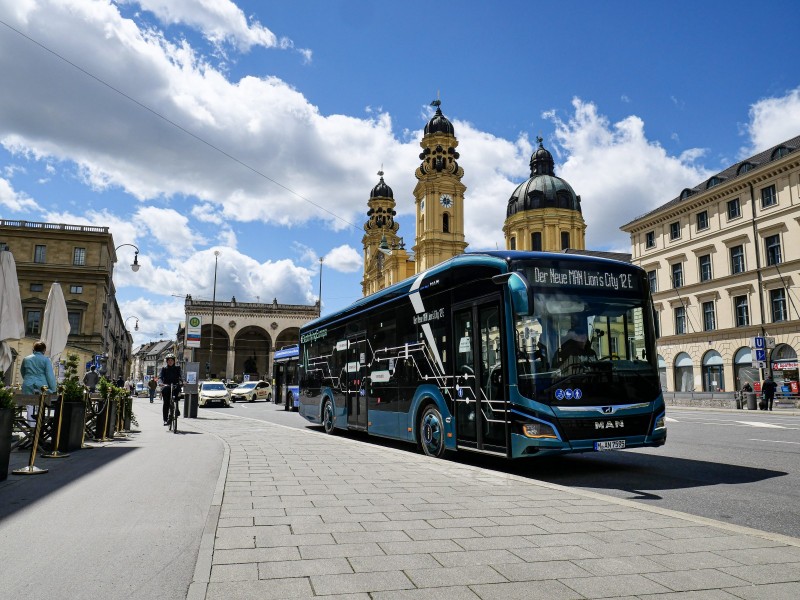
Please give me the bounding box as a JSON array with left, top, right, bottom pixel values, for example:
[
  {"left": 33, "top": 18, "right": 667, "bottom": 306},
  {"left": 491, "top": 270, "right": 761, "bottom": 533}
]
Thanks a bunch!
[
  {"left": 3, "top": 401, "right": 800, "bottom": 600},
  {"left": 184, "top": 406, "right": 800, "bottom": 600}
]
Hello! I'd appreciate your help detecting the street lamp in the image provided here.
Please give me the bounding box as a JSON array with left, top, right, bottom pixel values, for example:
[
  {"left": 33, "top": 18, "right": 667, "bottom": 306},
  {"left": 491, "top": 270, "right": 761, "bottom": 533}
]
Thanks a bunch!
[
  {"left": 318, "top": 256, "right": 323, "bottom": 317},
  {"left": 125, "top": 316, "right": 139, "bottom": 332},
  {"left": 208, "top": 250, "right": 220, "bottom": 378},
  {"left": 103, "top": 244, "right": 142, "bottom": 373}
]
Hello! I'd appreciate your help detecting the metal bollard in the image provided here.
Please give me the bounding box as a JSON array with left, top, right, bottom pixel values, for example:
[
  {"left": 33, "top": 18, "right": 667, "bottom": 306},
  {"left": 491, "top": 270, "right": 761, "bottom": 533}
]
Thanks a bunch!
[
  {"left": 13, "top": 387, "right": 50, "bottom": 475},
  {"left": 43, "top": 389, "right": 70, "bottom": 459}
]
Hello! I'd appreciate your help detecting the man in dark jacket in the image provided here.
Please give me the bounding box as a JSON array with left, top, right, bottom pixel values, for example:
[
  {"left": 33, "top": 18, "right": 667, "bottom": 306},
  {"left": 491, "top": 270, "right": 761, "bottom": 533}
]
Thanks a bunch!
[
  {"left": 761, "top": 375, "right": 777, "bottom": 411},
  {"left": 159, "top": 353, "right": 182, "bottom": 425}
]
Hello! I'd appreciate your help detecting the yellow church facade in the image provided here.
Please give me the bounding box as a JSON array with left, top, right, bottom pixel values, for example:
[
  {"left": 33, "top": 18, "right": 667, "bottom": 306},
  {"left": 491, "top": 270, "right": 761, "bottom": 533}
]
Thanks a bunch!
[{"left": 362, "top": 103, "right": 587, "bottom": 296}]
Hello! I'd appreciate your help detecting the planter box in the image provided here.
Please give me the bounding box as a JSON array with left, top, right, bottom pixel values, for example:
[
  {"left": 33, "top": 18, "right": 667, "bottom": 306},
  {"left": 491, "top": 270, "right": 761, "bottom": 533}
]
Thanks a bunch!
[
  {"left": 0, "top": 407, "right": 12, "bottom": 481},
  {"left": 95, "top": 399, "right": 117, "bottom": 439},
  {"left": 55, "top": 401, "right": 86, "bottom": 452}
]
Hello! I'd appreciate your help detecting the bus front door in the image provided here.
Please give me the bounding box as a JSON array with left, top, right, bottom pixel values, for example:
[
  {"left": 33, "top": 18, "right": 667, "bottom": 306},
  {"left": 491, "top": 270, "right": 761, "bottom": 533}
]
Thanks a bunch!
[
  {"left": 453, "top": 300, "right": 508, "bottom": 455},
  {"left": 346, "top": 334, "right": 368, "bottom": 430}
]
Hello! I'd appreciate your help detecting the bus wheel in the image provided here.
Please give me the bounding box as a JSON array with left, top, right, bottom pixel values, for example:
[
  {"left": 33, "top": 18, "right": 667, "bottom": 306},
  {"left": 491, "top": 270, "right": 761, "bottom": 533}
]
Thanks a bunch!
[
  {"left": 419, "top": 404, "right": 446, "bottom": 458},
  {"left": 322, "top": 399, "right": 335, "bottom": 434}
]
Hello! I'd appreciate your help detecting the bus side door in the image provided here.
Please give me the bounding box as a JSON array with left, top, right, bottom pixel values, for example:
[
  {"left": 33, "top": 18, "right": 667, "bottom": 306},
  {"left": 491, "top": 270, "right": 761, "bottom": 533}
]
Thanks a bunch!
[
  {"left": 346, "top": 334, "right": 369, "bottom": 430},
  {"left": 453, "top": 298, "right": 508, "bottom": 455}
]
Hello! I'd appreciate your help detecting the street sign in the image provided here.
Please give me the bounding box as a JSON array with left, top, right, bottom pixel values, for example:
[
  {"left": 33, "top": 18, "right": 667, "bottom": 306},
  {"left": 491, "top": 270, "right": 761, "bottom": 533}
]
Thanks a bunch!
[
  {"left": 755, "top": 349, "right": 767, "bottom": 362},
  {"left": 765, "top": 337, "right": 776, "bottom": 349},
  {"left": 751, "top": 336, "right": 765, "bottom": 349},
  {"left": 755, "top": 360, "right": 767, "bottom": 369}
]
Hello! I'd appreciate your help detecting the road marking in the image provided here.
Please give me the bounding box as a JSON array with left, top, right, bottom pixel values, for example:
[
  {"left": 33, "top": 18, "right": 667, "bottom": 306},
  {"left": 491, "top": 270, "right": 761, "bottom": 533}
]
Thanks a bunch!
[
  {"left": 735, "top": 421, "right": 786, "bottom": 428},
  {"left": 665, "top": 416, "right": 679, "bottom": 423},
  {"left": 749, "top": 438, "right": 800, "bottom": 445}
]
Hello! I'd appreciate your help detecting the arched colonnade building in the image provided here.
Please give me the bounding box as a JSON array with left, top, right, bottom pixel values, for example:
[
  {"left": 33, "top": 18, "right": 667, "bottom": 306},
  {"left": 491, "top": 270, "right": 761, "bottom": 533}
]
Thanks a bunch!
[{"left": 181, "top": 295, "right": 319, "bottom": 382}]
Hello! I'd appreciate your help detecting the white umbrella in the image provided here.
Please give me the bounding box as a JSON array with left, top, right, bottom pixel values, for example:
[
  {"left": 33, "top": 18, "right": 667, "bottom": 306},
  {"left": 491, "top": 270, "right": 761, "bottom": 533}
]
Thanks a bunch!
[
  {"left": 0, "top": 249, "right": 25, "bottom": 375},
  {"left": 41, "top": 282, "right": 71, "bottom": 369}
]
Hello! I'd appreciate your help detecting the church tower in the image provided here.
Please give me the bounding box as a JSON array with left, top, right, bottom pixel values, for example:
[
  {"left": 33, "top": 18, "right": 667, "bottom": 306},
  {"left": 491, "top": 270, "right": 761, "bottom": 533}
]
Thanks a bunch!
[
  {"left": 412, "top": 100, "right": 468, "bottom": 272},
  {"left": 361, "top": 171, "right": 412, "bottom": 296},
  {"left": 503, "top": 137, "right": 586, "bottom": 251}
]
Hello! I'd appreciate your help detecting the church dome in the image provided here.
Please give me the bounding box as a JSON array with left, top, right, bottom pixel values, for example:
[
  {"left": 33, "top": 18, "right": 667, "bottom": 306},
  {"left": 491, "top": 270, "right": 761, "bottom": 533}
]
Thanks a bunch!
[
  {"left": 370, "top": 172, "right": 393, "bottom": 198},
  {"left": 507, "top": 138, "right": 581, "bottom": 217},
  {"left": 424, "top": 101, "right": 454, "bottom": 136}
]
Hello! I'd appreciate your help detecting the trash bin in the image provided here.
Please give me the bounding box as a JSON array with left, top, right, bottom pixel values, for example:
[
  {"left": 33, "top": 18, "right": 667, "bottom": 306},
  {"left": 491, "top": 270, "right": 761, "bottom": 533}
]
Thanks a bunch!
[{"left": 745, "top": 392, "right": 757, "bottom": 410}]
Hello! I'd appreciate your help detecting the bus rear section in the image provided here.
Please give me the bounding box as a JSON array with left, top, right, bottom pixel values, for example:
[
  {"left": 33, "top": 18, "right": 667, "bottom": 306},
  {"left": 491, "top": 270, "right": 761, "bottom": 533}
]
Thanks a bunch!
[{"left": 273, "top": 345, "right": 299, "bottom": 411}]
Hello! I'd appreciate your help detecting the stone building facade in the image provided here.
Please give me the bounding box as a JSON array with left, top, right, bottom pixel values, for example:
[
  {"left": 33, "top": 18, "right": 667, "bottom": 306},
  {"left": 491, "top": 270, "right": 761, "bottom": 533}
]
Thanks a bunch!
[{"left": 621, "top": 135, "right": 800, "bottom": 394}]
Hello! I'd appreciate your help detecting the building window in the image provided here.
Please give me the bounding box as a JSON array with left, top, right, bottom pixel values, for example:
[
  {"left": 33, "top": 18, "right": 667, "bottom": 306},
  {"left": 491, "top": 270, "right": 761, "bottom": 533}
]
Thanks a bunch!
[
  {"left": 765, "top": 234, "right": 782, "bottom": 266},
  {"left": 674, "top": 306, "right": 686, "bottom": 335},
  {"left": 730, "top": 245, "right": 745, "bottom": 274},
  {"left": 699, "top": 254, "right": 712, "bottom": 282},
  {"left": 67, "top": 311, "right": 81, "bottom": 334},
  {"left": 531, "top": 232, "right": 542, "bottom": 251},
  {"left": 30, "top": 283, "right": 44, "bottom": 292},
  {"left": 645, "top": 231, "right": 655, "bottom": 248},
  {"left": 509, "top": 237, "right": 516, "bottom": 250},
  {"left": 561, "top": 232, "right": 570, "bottom": 250},
  {"left": 73, "top": 247, "right": 86, "bottom": 266},
  {"left": 761, "top": 184, "right": 777, "bottom": 208},
  {"left": 669, "top": 221, "right": 681, "bottom": 240},
  {"left": 770, "top": 288, "right": 787, "bottom": 322},
  {"left": 26, "top": 310, "right": 42, "bottom": 335},
  {"left": 734, "top": 296, "right": 749, "bottom": 327},
  {"left": 442, "top": 213, "right": 450, "bottom": 233},
  {"left": 703, "top": 301, "right": 716, "bottom": 331},
  {"left": 34, "top": 245, "right": 46, "bottom": 263},
  {"left": 647, "top": 270, "right": 657, "bottom": 292},
  {"left": 70, "top": 285, "right": 83, "bottom": 294},
  {"left": 727, "top": 198, "right": 741, "bottom": 220},
  {"left": 671, "top": 263, "right": 683, "bottom": 288},
  {"left": 696, "top": 211, "right": 709, "bottom": 231}
]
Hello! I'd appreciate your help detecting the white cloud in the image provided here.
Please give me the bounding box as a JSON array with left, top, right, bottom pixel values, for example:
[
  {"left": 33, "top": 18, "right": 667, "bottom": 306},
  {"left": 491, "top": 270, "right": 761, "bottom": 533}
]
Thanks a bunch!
[
  {"left": 742, "top": 86, "right": 800, "bottom": 156},
  {"left": 0, "top": 177, "right": 38, "bottom": 211},
  {"left": 324, "top": 245, "right": 362, "bottom": 273},
  {"left": 545, "top": 98, "right": 711, "bottom": 251},
  {"left": 121, "top": 0, "right": 285, "bottom": 53},
  {"left": 135, "top": 206, "right": 198, "bottom": 257}
]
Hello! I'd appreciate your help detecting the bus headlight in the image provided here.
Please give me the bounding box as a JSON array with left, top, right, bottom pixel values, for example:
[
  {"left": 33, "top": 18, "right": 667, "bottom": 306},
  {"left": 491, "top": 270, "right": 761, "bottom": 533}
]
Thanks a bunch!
[
  {"left": 522, "top": 421, "right": 558, "bottom": 439},
  {"left": 653, "top": 412, "right": 666, "bottom": 431}
]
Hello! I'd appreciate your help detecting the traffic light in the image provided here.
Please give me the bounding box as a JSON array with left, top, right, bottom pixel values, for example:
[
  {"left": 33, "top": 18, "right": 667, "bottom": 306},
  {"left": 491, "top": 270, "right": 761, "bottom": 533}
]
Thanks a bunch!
[{"left": 98, "top": 354, "right": 108, "bottom": 375}]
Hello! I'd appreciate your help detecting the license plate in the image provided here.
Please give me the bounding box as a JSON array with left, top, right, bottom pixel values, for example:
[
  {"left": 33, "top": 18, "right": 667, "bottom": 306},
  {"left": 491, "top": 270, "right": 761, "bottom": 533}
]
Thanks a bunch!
[{"left": 595, "top": 440, "right": 625, "bottom": 451}]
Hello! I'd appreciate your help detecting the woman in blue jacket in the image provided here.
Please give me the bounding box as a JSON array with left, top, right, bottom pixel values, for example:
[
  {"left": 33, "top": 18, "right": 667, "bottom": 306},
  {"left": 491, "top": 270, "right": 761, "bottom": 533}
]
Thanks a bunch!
[{"left": 20, "top": 340, "right": 57, "bottom": 394}]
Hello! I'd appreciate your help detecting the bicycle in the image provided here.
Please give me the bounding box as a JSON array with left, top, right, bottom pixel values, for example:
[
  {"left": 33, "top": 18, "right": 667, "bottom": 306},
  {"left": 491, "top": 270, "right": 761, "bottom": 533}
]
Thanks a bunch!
[{"left": 165, "top": 383, "right": 181, "bottom": 434}]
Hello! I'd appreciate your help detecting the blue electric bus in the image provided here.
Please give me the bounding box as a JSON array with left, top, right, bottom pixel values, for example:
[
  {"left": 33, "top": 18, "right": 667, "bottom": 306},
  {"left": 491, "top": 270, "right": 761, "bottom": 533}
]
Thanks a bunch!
[
  {"left": 298, "top": 251, "right": 666, "bottom": 459},
  {"left": 273, "top": 345, "right": 300, "bottom": 411}
]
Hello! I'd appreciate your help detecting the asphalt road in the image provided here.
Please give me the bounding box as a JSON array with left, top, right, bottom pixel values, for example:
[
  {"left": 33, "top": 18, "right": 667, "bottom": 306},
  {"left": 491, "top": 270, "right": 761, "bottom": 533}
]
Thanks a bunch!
[{"left": 208, "top": 400, "right": 800, "bottom": 540}]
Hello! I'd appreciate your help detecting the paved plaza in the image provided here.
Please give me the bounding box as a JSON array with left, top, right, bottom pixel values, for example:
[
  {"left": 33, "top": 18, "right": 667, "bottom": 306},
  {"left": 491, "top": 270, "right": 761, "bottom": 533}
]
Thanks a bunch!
[{"left": 2, "top": 400, "right": 800, "bottom": 599}]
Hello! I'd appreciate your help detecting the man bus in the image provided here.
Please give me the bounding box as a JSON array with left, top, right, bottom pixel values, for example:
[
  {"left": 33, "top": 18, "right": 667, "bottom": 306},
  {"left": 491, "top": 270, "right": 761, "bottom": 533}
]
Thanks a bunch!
[{"left": 298, "top": 251, "right": 666, "bottom": 459}]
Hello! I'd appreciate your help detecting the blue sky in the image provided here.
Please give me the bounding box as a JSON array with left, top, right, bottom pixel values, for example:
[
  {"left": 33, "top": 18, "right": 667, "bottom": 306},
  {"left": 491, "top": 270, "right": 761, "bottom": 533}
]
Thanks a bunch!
[{"left": 2, "top": 0, "right": 799, "bottom": 347}]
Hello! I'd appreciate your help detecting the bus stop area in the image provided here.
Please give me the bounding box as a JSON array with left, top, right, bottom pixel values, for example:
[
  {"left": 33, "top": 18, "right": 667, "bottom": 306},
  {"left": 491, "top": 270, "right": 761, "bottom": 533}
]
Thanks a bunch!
[{"left": 2, "top": 399, "right": 800, "bottom": 600}]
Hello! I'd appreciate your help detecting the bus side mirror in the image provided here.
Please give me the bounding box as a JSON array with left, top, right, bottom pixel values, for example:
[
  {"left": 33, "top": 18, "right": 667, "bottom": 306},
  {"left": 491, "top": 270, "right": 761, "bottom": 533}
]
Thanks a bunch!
[{"left": 493, "top": 271, "right": 532, "bottom": 316}]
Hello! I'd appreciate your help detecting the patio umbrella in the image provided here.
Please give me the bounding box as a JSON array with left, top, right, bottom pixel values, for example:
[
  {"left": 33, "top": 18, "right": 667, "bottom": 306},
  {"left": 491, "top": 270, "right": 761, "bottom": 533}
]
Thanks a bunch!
[
  {"left": 41, "top": 282, "right": 71, "bottom": 370},
  {"left": 0, "top": 249, "right": 25, "bottom": 375}
]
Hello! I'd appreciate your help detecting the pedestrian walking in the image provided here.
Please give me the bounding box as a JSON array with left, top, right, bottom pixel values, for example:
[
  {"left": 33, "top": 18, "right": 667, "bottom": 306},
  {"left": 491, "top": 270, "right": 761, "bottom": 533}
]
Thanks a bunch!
[
  {"left": 148, "top": 377, "right": 157, "bottom": 403},
  {"left": 83, "top": 364, "right": 100, "bottom": 392},
  {"left": 761, "top": 375, "right": 777, "bottom": 411},
  {"left": 20, "top": 340, "right": 57, "bottom": 394}
]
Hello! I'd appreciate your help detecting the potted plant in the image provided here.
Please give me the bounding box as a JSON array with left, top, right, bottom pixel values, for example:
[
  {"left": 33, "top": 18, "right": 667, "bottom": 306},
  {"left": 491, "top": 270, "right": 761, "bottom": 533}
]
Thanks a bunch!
[
  {"left": 0, "top": 381, "right": 15, "bottom": 481},
  {"left": 54, "top": 353, "right": 87, "bottom": 452}
]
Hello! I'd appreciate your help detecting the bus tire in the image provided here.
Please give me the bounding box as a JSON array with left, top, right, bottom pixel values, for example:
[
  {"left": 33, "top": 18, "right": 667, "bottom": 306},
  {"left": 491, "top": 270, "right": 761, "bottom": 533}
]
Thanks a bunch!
[
  {"left": 322, "top": 399, "right": 335, "bottom": 434},
  {"left": 418, "top": 403, "right": 446, "bottom": 458}
]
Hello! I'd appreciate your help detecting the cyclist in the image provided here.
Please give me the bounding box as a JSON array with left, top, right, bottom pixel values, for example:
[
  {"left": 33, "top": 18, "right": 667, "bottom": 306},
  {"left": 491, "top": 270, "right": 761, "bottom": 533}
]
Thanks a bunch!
[{"left": 159, "top": 353, "right": 182, "bottom": 426}]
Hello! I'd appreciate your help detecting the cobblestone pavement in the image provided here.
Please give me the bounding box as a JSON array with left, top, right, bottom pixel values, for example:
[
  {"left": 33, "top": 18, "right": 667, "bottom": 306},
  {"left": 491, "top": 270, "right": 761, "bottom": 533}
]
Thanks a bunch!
[{"left": 183, "top": 408, "right": 800, "bottom": 600}]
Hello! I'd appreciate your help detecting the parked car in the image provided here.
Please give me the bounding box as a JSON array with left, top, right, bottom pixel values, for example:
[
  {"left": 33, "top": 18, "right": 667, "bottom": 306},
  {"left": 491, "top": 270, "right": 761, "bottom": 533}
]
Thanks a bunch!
[
  {"left": 230, "top": 380, "right": 272, "bottom": 403},
  {"left": 198, "top": 380, "right": 232, "bottom": 407},
  {"left": 135, "top": 382, "right": 147, "bottom": 397}
]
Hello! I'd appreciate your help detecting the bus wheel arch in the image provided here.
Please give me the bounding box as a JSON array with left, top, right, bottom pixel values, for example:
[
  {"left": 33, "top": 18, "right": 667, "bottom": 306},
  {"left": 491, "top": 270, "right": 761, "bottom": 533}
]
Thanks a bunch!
[{"left": 417, "top": 400, "right": 446, "bottom": 458}]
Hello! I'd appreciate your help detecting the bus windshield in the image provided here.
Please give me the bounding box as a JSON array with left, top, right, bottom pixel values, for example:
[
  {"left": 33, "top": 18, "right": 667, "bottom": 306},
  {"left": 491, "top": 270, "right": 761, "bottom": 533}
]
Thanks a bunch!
[{"left": 512, "top": 262, "right": 660, "bottom": 406}]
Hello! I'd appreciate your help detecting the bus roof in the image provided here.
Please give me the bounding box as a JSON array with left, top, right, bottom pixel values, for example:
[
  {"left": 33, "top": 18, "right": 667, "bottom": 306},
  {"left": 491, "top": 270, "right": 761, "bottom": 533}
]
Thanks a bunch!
[{"left": 302, "top": 250, "right": 641, "bottom": 335}]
